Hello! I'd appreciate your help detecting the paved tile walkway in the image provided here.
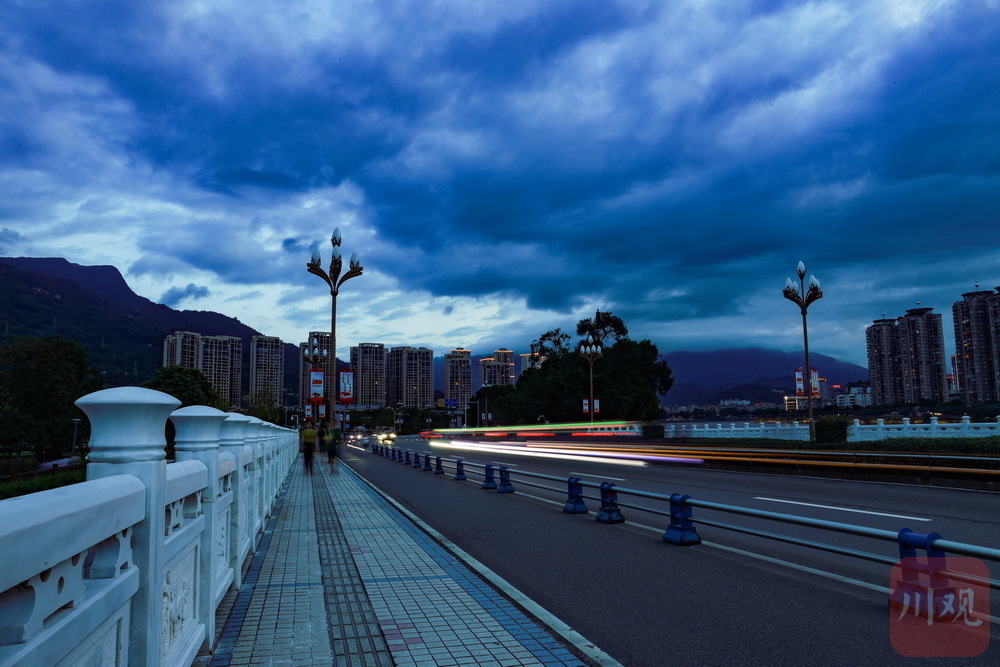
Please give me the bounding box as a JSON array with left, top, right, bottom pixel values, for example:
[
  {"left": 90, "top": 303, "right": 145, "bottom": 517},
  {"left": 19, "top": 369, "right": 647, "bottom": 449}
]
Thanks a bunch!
[{"left": 196, "top": 455, "right": 598, "bottom": 666}]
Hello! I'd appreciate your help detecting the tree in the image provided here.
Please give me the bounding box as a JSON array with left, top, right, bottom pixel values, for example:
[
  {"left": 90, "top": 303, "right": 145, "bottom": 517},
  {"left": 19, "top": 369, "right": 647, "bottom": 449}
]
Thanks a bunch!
[
  {"left": 535, "top": 328, "right": 572, "bottom": 359},
  {"left": 0, "top": 336, "right": 103, "bottom": 461},
  {"left": 142, "top": 365, "right": 222, "bottom": 408},
  {"left": 576, "top": 310, "right": 629, "bottom": 345},
  {"left": 487, "top": 314, "right": 674, "bottom": 425}
]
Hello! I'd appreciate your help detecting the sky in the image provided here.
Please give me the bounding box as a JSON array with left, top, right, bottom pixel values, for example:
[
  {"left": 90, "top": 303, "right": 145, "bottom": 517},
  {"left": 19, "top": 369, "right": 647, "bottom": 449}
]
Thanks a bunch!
[{"left": 1, "top": 0, "right": 998, "bottom": 368}]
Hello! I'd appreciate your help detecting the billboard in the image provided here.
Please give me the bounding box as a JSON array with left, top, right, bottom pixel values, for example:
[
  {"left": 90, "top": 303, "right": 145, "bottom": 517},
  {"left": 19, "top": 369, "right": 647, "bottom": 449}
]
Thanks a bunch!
[
  {"left": 795, "top": 368, "right": 820, "bottom": 398},
  {"left": 339, "top": 371, "right": 354, "bottom": 403},
  {"left": 309, "top": 371, "right": 324, "bottom": 399}
]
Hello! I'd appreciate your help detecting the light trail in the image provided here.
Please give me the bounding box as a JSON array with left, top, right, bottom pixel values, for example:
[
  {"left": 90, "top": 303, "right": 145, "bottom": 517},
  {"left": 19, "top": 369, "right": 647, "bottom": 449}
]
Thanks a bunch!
[
  {"left": 427, "top": 439, "right": 702, "bottom": 466},
  {"left": 429, "top": 439, "right": 648, "bottom": 467}
]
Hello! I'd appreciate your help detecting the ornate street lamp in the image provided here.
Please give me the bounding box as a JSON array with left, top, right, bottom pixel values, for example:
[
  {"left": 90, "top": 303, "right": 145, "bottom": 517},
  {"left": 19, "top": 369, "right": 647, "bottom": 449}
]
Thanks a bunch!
[
  {"left": 302, "top": 338, "right": 329, "bottom": 423},
  {"left": 578, "top": 334, "right": 604, "bottom": 423},
  {"left": 307, "top": 227, "right": 364, "bottom": 429},
  {"left": 783, "top": 261, "right": 823, "bottom": 443}
]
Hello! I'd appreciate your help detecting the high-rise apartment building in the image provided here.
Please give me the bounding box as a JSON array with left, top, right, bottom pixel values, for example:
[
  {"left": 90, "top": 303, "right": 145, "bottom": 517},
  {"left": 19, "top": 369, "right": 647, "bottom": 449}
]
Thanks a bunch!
[
  {"left": 479, "top": 348, "right": 515, "bottom": 388},
  {"left": 952, "top": 288, "right": 1000, "bottom": 404},
  {"left": 387, "top": 346, "right": 434, "bottom": 408},
  {"left": 865, "top": 307, "right": 948, "bottom": 406},
  {"left": 444, "top": 348, "right": 472, "bottom": 410},
  {"left": 299, "top": 332, "right": 332, "bottom": 409},
  {"left": 250, "top": 335, "right": 284, "bottom": 407},
  {"left": 866, "top": 318, "right": 899, "bottom": 405},
  {"left": 896, "top": 307, "right": 948, "bottom": 404},
  {"left": 163, "top": 331, "right": 243, "bottom": 408},
  {"left": 202, "top": 336, "right": 243, "bottom": 409},
  {"left": 350, "top": 343, "right": 387, "bottom": 408}
]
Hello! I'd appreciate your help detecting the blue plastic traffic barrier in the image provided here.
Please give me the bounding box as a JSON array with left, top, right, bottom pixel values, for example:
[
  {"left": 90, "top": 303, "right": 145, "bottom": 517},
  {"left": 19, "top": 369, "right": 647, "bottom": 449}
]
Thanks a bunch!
[
  {"left": 562, "top": 477, "right": 588, "bottom": 514},
  {"left": 497, "top": 466, "right": 515, "bottom": 493},
  {"left": 434, "top": 456, "right": 445, "bottom": 474},
  {"left": 422, "top": 454, "right": 433, "bottom": 471},
  {"left": 890, "top": 528, "right": 957, "bottom": 621},
  {"left": 482, "top": 463, "right": 497, "bottom": 489},
  {"left": 412, "top": 452, "right": 423, "bottom": 468},
  {"left": 454, "top": 458, "right": 466, "bottom": 480},
  {"left": 404, "top": 451, "right": 412, "bottom": 465},
  {"left": 596, "top": 482, "right": 625, "bottom": 523},
  {"left": 663, "top": 493, "right": 700, "bottom": 545}
]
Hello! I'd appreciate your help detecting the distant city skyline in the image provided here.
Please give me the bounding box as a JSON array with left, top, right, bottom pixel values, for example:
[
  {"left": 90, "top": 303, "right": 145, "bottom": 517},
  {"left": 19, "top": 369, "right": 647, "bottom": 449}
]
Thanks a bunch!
[{"left": 3, "top": 2, "right": 998, "bottom": 368}]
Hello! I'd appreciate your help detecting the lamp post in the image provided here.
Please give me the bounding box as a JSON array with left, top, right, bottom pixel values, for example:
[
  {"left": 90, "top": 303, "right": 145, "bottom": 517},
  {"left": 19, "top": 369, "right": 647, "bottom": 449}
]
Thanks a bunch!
[
  {"left": 783, "top": 261, "right": 823, "bottom": 443},
  {"left": 302, "top": 337, "right": 329, "bottom": 423},
  {"left": 578, "top": 334, "right": 603, "bottom": 423},
  {"left": 307, "top": 227, "right": 364, "bottom": 430}
]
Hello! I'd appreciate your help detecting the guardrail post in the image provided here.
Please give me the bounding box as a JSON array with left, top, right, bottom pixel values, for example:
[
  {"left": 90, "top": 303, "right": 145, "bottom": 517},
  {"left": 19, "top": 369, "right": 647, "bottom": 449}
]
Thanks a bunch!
[
  {"left": 412, "top": 452, "right": 424, "bottom": 468},
  {"left": 497, "top": 466, "right": 514, "bottom": 493},
  {"left": 434, "top": 456, "right": 445, "bottom": 474},
  {"left": 481, "top": 464, "right": 497, "bottom": 489},
  {"left": 562, "top": 477, "right": 588, "bottom": 514},
  {"left": 890, "top": 528, "right": 956, "bottom": 621},
  {"left": 422, "top": 454, "right": 432, "bottom": 471},
  {"left": 454, "top": 458, "right": 466, "bottom": 480},
  {"left": 404, "top": 450, "right": 412, "bottom": 465},
  {"left": 663, "top": 493, "right": 701, "bottom": 545},
  {"left": 596, "top": 482, "right": 625, "bottom": 523}
]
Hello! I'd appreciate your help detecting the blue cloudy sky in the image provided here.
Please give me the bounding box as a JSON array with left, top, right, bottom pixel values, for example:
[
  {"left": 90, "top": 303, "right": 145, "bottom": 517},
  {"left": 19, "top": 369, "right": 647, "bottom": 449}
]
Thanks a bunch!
[{"left": 1, "top": 0, "right": 997, "bottom": 368}]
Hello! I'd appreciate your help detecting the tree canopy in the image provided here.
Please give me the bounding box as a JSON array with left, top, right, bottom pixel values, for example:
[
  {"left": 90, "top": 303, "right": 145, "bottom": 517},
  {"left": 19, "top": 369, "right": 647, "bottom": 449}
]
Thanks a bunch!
[
  {"left": 475, "top": 312, "right": 673, "bottom": 424},
  {"left": 0, "top": 336, "right": 103, "bottom": 462},
  {"left": 142, "top": 365, "right": 222, "bottom": 408}
]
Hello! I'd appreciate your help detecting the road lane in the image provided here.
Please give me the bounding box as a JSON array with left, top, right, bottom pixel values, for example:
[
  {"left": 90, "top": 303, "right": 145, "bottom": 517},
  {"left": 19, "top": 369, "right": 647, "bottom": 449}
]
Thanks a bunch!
[{"left": 347, "top": 440, "right": 999, "bottom": 665}]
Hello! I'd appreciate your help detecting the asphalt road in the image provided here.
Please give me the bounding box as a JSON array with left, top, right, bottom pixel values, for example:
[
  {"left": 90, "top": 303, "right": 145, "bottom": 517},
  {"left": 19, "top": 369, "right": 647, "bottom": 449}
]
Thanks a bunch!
[{"left": 341, "top": 437, "right": 1000, "bottom": 666}]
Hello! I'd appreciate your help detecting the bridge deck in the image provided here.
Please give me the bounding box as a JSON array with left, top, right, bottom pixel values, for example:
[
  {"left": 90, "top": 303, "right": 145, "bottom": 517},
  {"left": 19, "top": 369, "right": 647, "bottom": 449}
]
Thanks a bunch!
[{"left": 195, "top": 456, "right": 592, "bottom": 666}]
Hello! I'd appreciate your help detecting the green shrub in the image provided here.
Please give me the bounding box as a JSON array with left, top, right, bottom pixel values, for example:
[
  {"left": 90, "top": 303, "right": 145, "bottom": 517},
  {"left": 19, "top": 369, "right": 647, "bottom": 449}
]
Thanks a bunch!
[
  {"left": 642, "top": 423, "right": 665, "bottom": 438},
  {"left": 0, "top": 468, "right": 86, "bottom": 500},
  {"left": 815, "top": 416, "right": 850, "bottom": 443}
]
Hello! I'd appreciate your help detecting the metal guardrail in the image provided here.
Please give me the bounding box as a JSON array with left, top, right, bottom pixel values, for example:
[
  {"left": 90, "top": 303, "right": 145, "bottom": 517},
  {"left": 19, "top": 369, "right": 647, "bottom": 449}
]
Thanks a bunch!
[{"left": 371, "top": 444, "right": 1000, "bottom": 599}]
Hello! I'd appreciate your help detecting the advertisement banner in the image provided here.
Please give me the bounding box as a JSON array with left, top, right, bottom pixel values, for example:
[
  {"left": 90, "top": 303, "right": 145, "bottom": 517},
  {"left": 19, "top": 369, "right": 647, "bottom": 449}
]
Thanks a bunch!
[
  {"left": 583, "top": 398, "right": 590, "bottom": 414},
  {"left": 339, "top": 371, "right": 354, "bottom": 403},
  {"left": 594, "top": 399, "right": 600, "bottom": 414},
  {"left": 795, "top": 370, "right": 804, "bottom": 397},
  {"left": 310, "top": 371, "right": 324, "bottom": 399}
]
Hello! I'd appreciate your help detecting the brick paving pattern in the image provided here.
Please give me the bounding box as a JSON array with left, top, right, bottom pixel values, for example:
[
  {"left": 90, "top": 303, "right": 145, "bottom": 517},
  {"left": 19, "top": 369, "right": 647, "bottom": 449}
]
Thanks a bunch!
[{"left": 198, "top": 455, "right": 591, "bottom": 666}]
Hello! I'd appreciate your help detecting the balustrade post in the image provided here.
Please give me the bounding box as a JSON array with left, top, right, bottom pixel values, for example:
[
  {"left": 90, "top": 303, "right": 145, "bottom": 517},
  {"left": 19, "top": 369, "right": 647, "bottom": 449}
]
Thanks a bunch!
[
  {"left": 77, "top": 386, "right": 181, "bottom": 667},
  {"left": 219, "top": 414, "right": 252, "bottom": 586},
  {"left": 245, "top": 417, "right": 265, "bottom": 536},
  {"left": 170, "top": 405, "right": 230, "bottom": 652},
  {"left": 961, "top": 415, "right": 971, "bottom": 436}
]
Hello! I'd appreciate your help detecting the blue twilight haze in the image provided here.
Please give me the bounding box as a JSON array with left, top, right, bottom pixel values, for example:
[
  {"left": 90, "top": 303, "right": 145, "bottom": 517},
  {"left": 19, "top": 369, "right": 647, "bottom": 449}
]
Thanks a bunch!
[{"left": 1, "top": 1, "right": 998, "bottom": 366}]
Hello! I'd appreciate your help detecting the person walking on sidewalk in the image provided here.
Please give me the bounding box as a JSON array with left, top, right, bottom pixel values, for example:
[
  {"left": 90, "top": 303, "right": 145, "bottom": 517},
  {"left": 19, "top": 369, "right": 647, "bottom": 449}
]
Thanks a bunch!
[
  {"left": 322, "top": 421, "right": 342, "bottom": 471},
  {"left": 300, "top": 421, "right": 317, "bottom": 474}
]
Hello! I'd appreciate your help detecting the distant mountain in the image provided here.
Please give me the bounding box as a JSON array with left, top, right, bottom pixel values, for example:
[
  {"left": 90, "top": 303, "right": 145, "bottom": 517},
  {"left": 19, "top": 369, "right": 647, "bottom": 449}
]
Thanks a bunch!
[
  {"left": 660, "top": 348, "right": 868, "bottom": 405},
  {"left": 2, "top": 257, "right": 869, "bottom": 409},
  {"left": 0, "top": 257, "right": 303, "bottom": 399}
]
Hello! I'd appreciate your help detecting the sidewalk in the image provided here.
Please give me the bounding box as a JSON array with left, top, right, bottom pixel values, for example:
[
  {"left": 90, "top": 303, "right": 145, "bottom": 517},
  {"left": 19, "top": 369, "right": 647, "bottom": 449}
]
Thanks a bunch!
[{"left": 196, "top": 454, "right": 603, "bottom": 666}]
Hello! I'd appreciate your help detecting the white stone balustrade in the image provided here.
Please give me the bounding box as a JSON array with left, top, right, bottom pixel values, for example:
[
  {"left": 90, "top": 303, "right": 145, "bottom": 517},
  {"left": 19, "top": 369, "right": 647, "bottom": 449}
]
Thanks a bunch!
[
  {"left": 662, "top": 416, "right": 1000, "bottom": 442},
  {"left": 665, "top": 421, "right": 810, "bottom": 441},
  {"left": 0, "top": 387, "right": 298, "bottom": 667}
]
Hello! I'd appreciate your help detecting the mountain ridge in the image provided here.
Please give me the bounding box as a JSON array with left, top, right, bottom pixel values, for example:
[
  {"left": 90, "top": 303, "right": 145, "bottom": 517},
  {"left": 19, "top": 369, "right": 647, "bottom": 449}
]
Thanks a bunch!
[{"left": 1, "top": 256, "right": 869, "bottom": 407}]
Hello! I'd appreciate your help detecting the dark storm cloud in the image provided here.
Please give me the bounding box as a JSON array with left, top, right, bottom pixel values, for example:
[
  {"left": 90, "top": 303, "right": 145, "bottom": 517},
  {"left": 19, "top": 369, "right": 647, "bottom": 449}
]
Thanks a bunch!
[
  {"left": 2, "top": 1, "right": 998, "bottom": 364},
  {"left": 160, "top": 283, "right": 210, "bottom": 307}
]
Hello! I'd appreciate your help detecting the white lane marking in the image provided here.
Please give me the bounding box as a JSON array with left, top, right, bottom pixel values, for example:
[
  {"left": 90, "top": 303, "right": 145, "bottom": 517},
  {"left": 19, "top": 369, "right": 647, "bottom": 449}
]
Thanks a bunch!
[
  {"left": 754, "top": 497, "right": 931, "bottom": 522},
  {"left": 572, "top": 473, "right": 627, "bottom": 481}
]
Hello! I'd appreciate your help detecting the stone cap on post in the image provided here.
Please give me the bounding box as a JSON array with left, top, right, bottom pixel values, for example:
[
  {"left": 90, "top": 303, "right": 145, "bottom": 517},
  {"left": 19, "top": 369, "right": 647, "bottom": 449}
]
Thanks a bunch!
[
  {"left": 76, "top": 387, "right": 181, "bottom": 463},
  {"left": 171, "top": 405, "right": 229, "bottom": 452},
  {"left": 220, "top": 413, "right": 252, "bottom": 448}
]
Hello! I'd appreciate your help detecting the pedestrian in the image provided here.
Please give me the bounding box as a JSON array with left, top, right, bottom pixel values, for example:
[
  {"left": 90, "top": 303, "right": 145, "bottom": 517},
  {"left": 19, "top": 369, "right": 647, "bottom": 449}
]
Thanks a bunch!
[
  {"left": 322, "top": 421, "right": 342, "bottom": 471},
  {"left": 300, "top": 421, "right": 317, "bottom": 473}
]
